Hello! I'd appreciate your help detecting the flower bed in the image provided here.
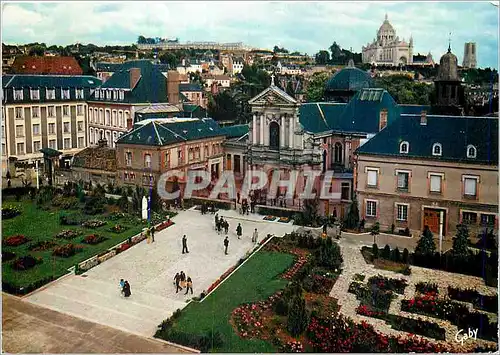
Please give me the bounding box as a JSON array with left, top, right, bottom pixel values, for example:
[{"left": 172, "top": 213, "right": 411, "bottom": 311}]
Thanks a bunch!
[
  {"left": 368, "top": 275, "right": 408, "bottom": 295},
  {"left": 282, "top": 251, "right": 308, "bottom": 280},
  {"left": 3, "top": 235, "right": 30, "bottom": 247},
  {"left": 280, "top": 340, "right": 304, "bottom": 353},
  {"left": 415, "top": 282, "right": 439, "bottom": 295},
  {"left": 349, "top": 278, "right": 395, "bottom": 313},
  {"left": 82, "top": 234, "right": 107, "bottom": 245},
  {"left": 303, "top": 274, "right": 335, "bottom": 294},
  {"left": 109, "top": 224, "right": 128, "bottom": 233},
  {"left": 447, "top": 286, "right": 498, "bottom": 313},
  {"left": 263, "top": 215, "right": 277, "bottom": 221},
  {"left": 29, "top": 240, "right": 58, "bottom": 252},
  {"left": 55, "top": 230, "right": 81, "bottom": 240},
  {"left": 82, "top": 219, "right": 106, "bottom": 228},
  {"left": 2, "top": 251, "right": 17, "bottom": 262},
  {"left": 155, "top": 219, "right": 174, "bottom": 232},
  {"left": 278, "top": 217, "right": 290, "bottom": 223},
  {"left": 52, "top": 244, "right": 84, "bottom": 258},
  {"left": 206, "top": 265, "right": 236, "bottom": 294},
  {"left": 116, "top": 242, "right": 131, "bottom": 253},
  {"left": 401, "top": 292, "right": 498, "bottom": 342},
  {"left": 12, "top": 255, "right": 42, "bottom": 271},
  {"left": 107, "top": 211, "right": 126, "bottom": 220},
  {"left": 2, "top": 205, "right": 21, "bottom": 220},
  {"left": 231, "top": 291, "right": 282, "bottom": 339}
]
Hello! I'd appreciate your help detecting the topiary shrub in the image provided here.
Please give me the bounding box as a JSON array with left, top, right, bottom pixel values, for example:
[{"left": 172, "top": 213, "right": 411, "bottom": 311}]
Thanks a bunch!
[
  {"left": 393, "top": 247, "right": 401, "bottom": 262},
  {"left": 372, "top": 243, "right": 379, "bottom": 259},
  {"left": 402, "top": 248, "right": 409, "bottom": 264},
  {"left": 382, "top": 244, "right": 391, "bottom": 259},
  {"left": 287, "top": 295, "right": 309, "bottom": 336}
]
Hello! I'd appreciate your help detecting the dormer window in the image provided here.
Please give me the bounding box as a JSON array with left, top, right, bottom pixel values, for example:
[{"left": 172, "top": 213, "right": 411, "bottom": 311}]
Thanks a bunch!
[
  {"left": 14, "top": 89, "right": 23, "bottom": 100},
  {"left": 467, "top": 145, "right": 477, "bottom": 159},
  {"left": 95, "top": 90, "right": 100, "bottom": 99},
  {"left": 30, "top": 89, "right": 39, "bottom": 100},
  {"left": 62, "top": 89, "right": 70, "bottom": 100},
  {"left": 75, "top": 88, "right": 84, "bottom": 99},
  {"left": 399, "top": 141, "right": 409, "bottom": 154},
  {"left": 119, "top": 90, "right": 124, "bottom": 100},
  {"left": 432, "top": 143, "right": 442, "bottom": 156},
  {"left": 106, "top": 90, "right": 112, "bottom": 100},
  {"left": 46, "top": 88, "right": 55, "bottom": 100},
  {"left": 113, "top": 90, "right": 118, "bottom": 100}
]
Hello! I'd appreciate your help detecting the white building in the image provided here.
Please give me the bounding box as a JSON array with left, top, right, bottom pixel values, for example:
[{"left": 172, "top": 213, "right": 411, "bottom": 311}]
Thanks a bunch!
[{"left": 362, "top": 14, "right": 414, "bottom": 66}]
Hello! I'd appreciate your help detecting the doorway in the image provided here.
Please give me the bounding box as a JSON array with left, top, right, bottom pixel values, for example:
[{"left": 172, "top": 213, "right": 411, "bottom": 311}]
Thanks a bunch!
[{"left": 423, "top": 208, "right": 446, "bottom": 235}]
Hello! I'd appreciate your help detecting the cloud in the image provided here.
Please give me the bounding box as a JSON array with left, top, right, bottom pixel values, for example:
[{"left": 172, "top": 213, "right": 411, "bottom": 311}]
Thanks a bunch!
[{"left": 2, "top": 1, "right": 498, "bottom": 68}]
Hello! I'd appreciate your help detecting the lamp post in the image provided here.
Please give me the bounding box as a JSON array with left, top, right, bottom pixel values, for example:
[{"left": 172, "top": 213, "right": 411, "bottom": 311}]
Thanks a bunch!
[{"left": 438, "top": 211, "right": 444, "bottom": 254}]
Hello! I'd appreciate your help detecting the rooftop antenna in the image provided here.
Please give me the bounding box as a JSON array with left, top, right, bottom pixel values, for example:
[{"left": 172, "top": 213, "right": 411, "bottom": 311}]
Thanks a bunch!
[{"left": 448, "top": 32, "right": 452, "bottom": 53}]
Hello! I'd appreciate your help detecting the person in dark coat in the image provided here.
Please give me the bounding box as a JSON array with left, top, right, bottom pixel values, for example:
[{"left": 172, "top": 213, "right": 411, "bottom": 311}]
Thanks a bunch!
[
  {"left": 180, "top": 271, "right": 186, "bottom": 289},
  {"left": 151, "top": 226, "right": 155, "bottom": 242},
  {"left": 237, "top": 192, "right": 240, "bottom": 204},
  {"left": 123, "top": 281, "right": 131, "bottom": 297},
  {"left": 236, "top": 223, "right": 242, "bottom": 239},
  {"left": 224, "top": 236, "right": 229, "bottom": 255},
  {"left": 173, "top": 272, "right": 182, "bottom": 293},
  {"left": 185, "top": 276, "right": 193, "bottom": 295},
  {"left": 224, "top": 220, "right": 229, "bottom": 235},
  {"left": 332, "top": 207, "right": 337, "bottom": 222},
  {"left": 182, "top": 235, "right": 189, "bottom": 254}
]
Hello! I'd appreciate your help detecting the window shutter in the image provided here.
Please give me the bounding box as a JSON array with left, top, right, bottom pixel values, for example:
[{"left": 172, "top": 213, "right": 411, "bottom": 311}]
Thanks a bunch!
[
  {"left": 430, "top": 175, "right": 441, "bottom": 192},
  {"left": 367, "top": 170, "right": 377, "bottom": 186}
]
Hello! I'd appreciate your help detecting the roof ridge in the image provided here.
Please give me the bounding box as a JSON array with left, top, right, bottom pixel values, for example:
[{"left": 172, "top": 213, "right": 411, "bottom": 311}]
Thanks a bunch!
[
  {"left": 316, "top": 103, "right": 330, "bottom": 129},
  {"left": 160, "top": 123, "right": 188, "bottom": 141},
  {"left": 152, "top": 121, "right": 163, "bottom": 145}
]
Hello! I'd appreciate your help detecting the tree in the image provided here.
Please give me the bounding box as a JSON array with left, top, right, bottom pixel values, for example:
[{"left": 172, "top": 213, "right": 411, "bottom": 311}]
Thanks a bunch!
[
  {"left": 137, "top": 35, "right": 147, "bottom": 44},
  {"left": 372, "top": 243, "right": 379, "bottom": 258},
  {"left": 415, "top": 226, "right": 436, "bottom": 255},
  {"left": 452, "top": 224, "right": 470, "bottom": 258},
  {"left": 300, "top": 197, "right": 320, "bottom": 227},
  {"left": 159, "top": 52, "right": 178, "bottom": 68},
  {"left": 315, "top": 50, "right": 330, "bottom": 65},
  {"left": 329, "top": 41, "right": 343, "bottom": 63},
  {"left": 28, "top": 45, "right": 45, "bottom": 56},
  {"left": 382, "top": 244, "right": 391, "bottom": 259},
  {"left": 402, "top": 248, "right": 409, "bottom": 263},
  {"left": 315, "top": 237, "right": 343, "bottom": 269},
  {"left": 304, "top": 71, "right": 329, "bottom": 102},
  {"left": 344, "top": 195, "right": 360, "bottom": 230},
  {"left": 287, "top": 295, "right": 309, "bottom": 336},
  {"left": 373, "top": 75, "right": 433, "bottom": 105},
  {"left": 207, "top": 91, "right": 239, "bottom": 122},
  {"left": 273, "top": 45, "right": 289, "bottom": 54}
]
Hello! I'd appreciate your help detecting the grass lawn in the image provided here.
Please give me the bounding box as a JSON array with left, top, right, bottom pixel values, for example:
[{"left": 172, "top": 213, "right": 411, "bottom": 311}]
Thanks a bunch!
[
  {"left": 166, "top": 250, "right": 294, "bottom": 353},
  {"left": 2, "top": 200, "right": 146, "bottom": 292}
]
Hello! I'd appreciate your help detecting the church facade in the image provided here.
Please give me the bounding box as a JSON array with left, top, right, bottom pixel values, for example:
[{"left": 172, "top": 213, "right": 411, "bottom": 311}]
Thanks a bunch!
[{"left": 362, "top": 14, "right": 414, "bottom": 66}]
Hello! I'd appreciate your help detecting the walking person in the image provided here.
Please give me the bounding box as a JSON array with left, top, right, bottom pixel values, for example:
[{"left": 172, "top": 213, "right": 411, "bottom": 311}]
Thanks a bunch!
[
  {"left": 119, "top": 279, "right": 125, "bottom": 295},
  {"left": 180, "top": 271, "right": 186, "bottom": 289},
  {"left": 236, "top": 223, "right": 242, "bottom": 240},
  {"left": 123, "top": 281, "right": 131, "bottom": 298},
  {"left": 174, "top": 273, "right": 182, "bottom": 293},
  {"left": 224, "top": 220, "right": 229, "bottom": 235},
  {"left": 182, "top": 235, "right": 189, "bottom": 254},
  {"left": 224, "top": 236, "right": 229, "bottom": 255},
  {"left": 185, "top": 276, "right": 193, "bottom": 295},
  {"left": 151, "top": 226, "right": 155, "bottom": 242},
  {"left": 252, "top": 228, "right": 259, "bottom": 243},
  {"left": 214, "top": 213, "right": 219, "bottom": 230},
  {"left": 237, "top": 191, "right": 240, "bottom": 204}
]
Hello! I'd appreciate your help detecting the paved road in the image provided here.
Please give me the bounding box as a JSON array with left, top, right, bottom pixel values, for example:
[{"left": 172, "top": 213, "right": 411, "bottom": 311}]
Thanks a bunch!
[
  {"left": 2, "top": 293, "right": 193, "bottom": 353},
  {"left": 23, "top": 209, "right": 296, "bottom": 337}
]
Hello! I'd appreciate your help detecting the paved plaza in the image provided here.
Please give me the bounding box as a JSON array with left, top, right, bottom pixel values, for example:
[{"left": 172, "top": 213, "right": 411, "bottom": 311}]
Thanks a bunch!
[{"left": 24, "top": 209, "right": 296, "bottom": 337}]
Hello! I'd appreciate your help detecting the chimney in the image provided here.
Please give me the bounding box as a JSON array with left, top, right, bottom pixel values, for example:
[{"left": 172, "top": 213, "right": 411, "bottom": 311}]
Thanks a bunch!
[
  {"left": 167, "top": 70, "right": 180, "bottom": 105},
  {"left": 129, "top": 68, "right": 141, "bottom": 89},
  {"left": 420, "top": 110, "right": 427, "bottom": 125}
]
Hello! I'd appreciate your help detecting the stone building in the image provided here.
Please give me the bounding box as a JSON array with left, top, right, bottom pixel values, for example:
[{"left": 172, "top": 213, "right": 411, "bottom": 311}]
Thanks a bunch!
[
  {"left": 355, "top": 111, "right": 498, "bottom": 238},
  {"left": 1, "top": 74, "right": 101, "bottom": 170},
  {"left": 362, "top": 14, "right": 414, "bottom": 66},
  {"left": 462, "top": 42, "right": 477, "bottom": 69}
]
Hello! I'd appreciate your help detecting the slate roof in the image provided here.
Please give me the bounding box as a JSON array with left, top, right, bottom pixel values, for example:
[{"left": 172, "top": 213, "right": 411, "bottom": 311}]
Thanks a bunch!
[
  {"left": 72, "top": 145, "right": 117, "bottom": 171},
  {"left": 325, "top": 66, "right": 373, "bottom": 92},
  {"left": 90, "top": 60, "right": 168, "bottom": 104},
  {"left": 298, "top": 88, "right": 398, "bottom": 134},
  {"left": 12, "top": 56, "right": 83, "bottom": 75},
  {"left": 95, "top": 62, "right": 121, "bottom": 72},
  {"left": 356, "top": 114, "right": 498, "bottom": 165},
  {"left": 117, "top": 118, "right": 224, "bottom": 146},
  {"left": 179, "top": 83, "right": 203, "bottom": 92},
  {"left": 220, "top": 124, "right": 249, "bottom": 139},
  {"left": 181, "top": 104, "right": 208, "bottom": 119},
  {"left": 399, "top": 104, "right": 431, "bottom": 115},
  {"left": 2, "top": 74, "right": 101, "bottom": 103}
]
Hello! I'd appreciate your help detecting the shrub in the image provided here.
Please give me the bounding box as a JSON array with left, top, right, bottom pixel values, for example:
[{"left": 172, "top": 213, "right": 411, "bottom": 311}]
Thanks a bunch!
[
  {"left": 3, "top": 234, "right": 30, "bottom": 247},
  {"left": 2, "top": 205, "right": 21, "bottom": 219},
  {"left": 404, "top": 227, "right": 410, "bottom": 236},
  {"left": 402, "top": 248, "right": 409, "bottom": 263},
  {"left": 29, "top": 240, "right": 57, "bottom": 251},
  {"left": 415, "top": 226, "right": 436, "bottom": 255},
  {"left": 452, "top": 224, "right": 471, "bottom": 258},
  {"left": 390, "top": 223, "right": 395, "bottom": 234},
  {"left": 344, "top": 195, "right": 360, "bottom": 230},
  {"left": 83, "top": 196, "right": 106, "bottom": 215},
  {"left": 12, "top": 255, "right": 42, "bottom": 271},
  {"left": 392, "top": 247, "right": 401, "bottom": 262},
  {"left": 415, "top": 282, "right": 439, "bottom": 294},
  {"left": 158, "top": 329, "right": 224, "bottom": 353},
  {"left": 52, "top": 244, "right": 83, "bottom": 258},
  {"left": 82, "top": 219, "right": 106, "bottom": 228},
  {"left": 51, "top": 195, "right": 79, "bottom": 209},
  {"left": 382, "top": 244, "right": 391, "bottom": 259},
  {"left": 82, "top": 234, "right": 107, "bottom": 245},
  {"left": 2, "top": 251, "right": 17, "bottom": 262},
  {"left": 314, "top": 237, "right": 343, "bottom": 269},
  {"left": 59, "top": 213, "right": 83, "bottom": 226},
  {"left": 287, "top": 295, "right": 309, "bottom": 336},
  {"left": 55, "top": 230, "right": 81, "bottom": 240},
  {"left": 372, "top": 243, "right": 379, "bottom": 258}
]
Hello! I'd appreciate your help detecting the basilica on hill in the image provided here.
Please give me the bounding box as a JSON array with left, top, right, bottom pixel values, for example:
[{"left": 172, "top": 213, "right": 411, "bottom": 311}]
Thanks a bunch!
[{"left": 362, "top": 14, "right": 416, "bottom": 66}]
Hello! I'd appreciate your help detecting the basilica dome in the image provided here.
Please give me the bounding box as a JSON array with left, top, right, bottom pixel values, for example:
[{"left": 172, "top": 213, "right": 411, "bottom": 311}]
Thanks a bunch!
[{"left": 378, "top": 16, "right": 395, "bottom": 35}]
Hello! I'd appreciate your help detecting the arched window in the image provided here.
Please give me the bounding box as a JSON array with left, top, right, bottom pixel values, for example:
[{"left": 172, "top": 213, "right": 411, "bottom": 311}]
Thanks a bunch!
[
  {"left": 399, "top": 141, "right": 409, "bottom": 154},
  {"left": 432, "top": 143, "right": 442, "bottom": 156},
  {"left": 269, "top": 122, "right": 280, "bottom": 150},
  {"left": 334, "top": 142, "right": 343, "bottom": 164},
  {"left": 467, "top": 145, "right": 477, "bottom": 158},
  {"left": 89, "top": 128, "right": 94, "bottom": 144},
  {"left": 144, "top": 153, "right": 151, "bottom": 168}
]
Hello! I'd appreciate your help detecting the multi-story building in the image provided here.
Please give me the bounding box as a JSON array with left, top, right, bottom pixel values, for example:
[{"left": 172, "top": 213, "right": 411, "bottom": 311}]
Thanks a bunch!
[
  {"left": 355, "top": 111, "right": 498, "bottom": 238},
  {"left": 179, "top": 83, "right": 205, "bottom": 108},
  {"left": 115, "top": 118, "right": 225, "bottom": 190},
  {"left": 1, "top": 74, "right": 101, "bottom": 170},
  {"left": 87, "top": 60, "right": 173, "bottom": 148}
]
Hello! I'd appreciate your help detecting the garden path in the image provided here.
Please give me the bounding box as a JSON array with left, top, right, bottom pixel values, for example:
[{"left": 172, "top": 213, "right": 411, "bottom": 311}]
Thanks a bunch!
[
  {"left": 330, "top": 239, "right": 498, "bottom": 351},
  {"left": 23, "top": 209, "right": 296, "bottom": 337}
]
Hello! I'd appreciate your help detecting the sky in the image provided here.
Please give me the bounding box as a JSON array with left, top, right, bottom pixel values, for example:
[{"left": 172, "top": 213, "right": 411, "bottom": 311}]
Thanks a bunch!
[{"left": 2, "top": 1, "right": 499, "bottom": 69}]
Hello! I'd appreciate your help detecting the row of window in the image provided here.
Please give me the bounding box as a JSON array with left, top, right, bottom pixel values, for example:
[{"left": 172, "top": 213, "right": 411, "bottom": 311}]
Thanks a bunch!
[
  {"left": 13, "top": 88, "right": 84, "bottom": 101},
  {"left": 14, "top": 137, "right": 84, "bottom": 155},
  {"left": 14, "top": 105, "right": 84, "bottom": 119},
  {"left": 366, "top": 168, "right": 480, "bottom": 198},
  {"left": 94, "top": 89, "right": 125, "bottom": 101},
  {"left": 89, "top": 108, "right": 129, "bottom": 128},
  {"left": 14, "top": 121, "right": 84, "bottom": 137},
  {"left": 89, "top": 129, "right": 122, "bottom": 147},
  {"left": 125, "top": 143, "right": 223, "bottom": 169},
  {"left": 399, "top": 141, "right": 477, "bottom": 159}
]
